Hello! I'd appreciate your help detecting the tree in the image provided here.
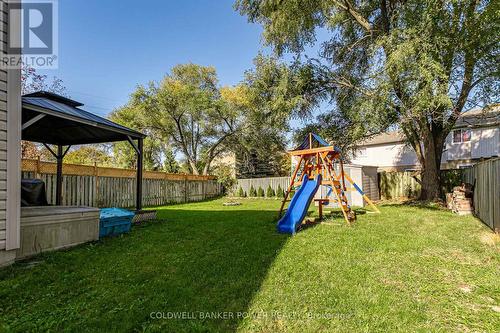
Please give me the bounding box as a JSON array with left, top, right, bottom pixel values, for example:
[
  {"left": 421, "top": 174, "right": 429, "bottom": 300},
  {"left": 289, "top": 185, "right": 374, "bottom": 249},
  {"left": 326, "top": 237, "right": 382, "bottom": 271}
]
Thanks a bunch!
[
  {"left": 21, "top": 64, "right": 67, "bottom": 96},
  {"left": 249, "top": 185, "right": 257, "bottom": 197},
  {"left": 64, "top": 145, "right": 112, "bottom": 166},
  {"left": 124, "top": 64, "right": 242, "bottom": 175},
  {"left": 212, "top": 163, "right": 236, "bottom": 193},
  {"left": 163, "top": 149, "right": 180, "bottom": 173},
  {"left": 276, "top": 184, "right": 285, "bottom": 198},
  {"left": 257, "top": 186, "right": 265, "bottom": 197},
  {"left": 266, "top": 185, "right": 275, "bottom": 198},
  {"left": 237, "top": 186, "right": 246, "bottom": 197},
  {"left": 229, "top": 55, "right": 296, "bottom": 178},
  {"left": 236, "top": 0, "right": 499, "bottom": 200},
  {"left": 110, "top": 101, "right": 171, "bottom": 171}
]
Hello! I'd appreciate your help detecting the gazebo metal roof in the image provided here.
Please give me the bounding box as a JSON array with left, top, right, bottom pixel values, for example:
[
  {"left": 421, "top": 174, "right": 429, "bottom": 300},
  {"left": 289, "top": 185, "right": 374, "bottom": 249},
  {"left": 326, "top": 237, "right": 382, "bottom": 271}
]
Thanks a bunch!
[
  {"left": 21, "top": 91, "right": 146, "bottom": 210},
  {"left": 22, "top": 91, "right": 145, "bottom": 145}
]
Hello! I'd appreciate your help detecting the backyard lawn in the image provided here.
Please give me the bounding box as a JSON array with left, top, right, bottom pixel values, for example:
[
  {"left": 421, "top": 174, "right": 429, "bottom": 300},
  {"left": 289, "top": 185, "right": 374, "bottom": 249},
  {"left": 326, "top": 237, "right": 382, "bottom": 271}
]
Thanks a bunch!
[{"left": 0, "top": 199, "right": 498, "bottom": 332}]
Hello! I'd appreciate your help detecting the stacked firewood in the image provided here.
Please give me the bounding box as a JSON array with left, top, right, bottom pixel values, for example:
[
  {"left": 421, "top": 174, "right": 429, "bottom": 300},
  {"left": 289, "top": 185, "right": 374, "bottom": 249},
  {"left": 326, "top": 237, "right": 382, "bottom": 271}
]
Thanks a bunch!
[{"left": 446, "top": 183, "right": 474, "bottom": 215}]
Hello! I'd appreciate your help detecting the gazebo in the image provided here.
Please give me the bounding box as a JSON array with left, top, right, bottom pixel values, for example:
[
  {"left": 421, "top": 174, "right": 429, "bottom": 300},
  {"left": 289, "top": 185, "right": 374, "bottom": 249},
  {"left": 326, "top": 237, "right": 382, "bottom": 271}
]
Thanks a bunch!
[{"left": 21, "top": 91, "right": 146, "bottom": 210}]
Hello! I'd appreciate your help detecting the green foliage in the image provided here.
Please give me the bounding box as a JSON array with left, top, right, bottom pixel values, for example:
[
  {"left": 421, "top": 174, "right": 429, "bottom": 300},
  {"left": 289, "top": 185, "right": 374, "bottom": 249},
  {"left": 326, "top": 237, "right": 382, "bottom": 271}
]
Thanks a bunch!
[
  {"left": 113, "top": 64, "right": 251, "bottom": 175},
  {"left": 237, "top": 0, "right": 499, "bottom": 199},
  {"left": 64, "top": 145, "right": 112, "bottom": 166},
  {"left": 257, "top": 186, "right": 265, "bottom": 197},
  {"left": 441, "top": 169, "right": 465, "bottom": 194},
  {"left": 213, "top": 164, "right": 236, "bottom": 194},
  {"left": 163, "top": 149, "right": 180, "bottom": 173},
  {"left": 109, "top": 104, "right": 169, "bottom": 171},
  {"left": 237, "top": 186, "right": 246, "bottom": 197},
  {"left": 276, "top": 185, "right": 284, "bottom": 198},
  {"left": 249, "top": 185, "right": 257, "bottom": 197},
  {"left": 266, "top": 185, "right": 275, "bottom": 198}
]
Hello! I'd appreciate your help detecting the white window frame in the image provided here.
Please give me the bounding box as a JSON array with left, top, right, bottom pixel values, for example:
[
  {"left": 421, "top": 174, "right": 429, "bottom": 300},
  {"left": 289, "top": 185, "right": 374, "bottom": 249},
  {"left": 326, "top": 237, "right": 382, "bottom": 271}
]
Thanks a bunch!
[{"left": 452, "top": 129, "right": 472, "bottom": 144}]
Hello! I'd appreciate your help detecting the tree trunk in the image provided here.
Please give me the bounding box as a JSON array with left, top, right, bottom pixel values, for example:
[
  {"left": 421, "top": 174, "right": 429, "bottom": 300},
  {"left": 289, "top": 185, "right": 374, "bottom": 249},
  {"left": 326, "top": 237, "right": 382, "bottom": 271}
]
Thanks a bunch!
[
  {"left": 419, "top": 135, "right": 443, "bottom": 201},
  {"left": 420, "top": 159, "right": 441, "bottom": 200},
  {"left": 189, "top": 160, "right": 199, "bottom": 175}
]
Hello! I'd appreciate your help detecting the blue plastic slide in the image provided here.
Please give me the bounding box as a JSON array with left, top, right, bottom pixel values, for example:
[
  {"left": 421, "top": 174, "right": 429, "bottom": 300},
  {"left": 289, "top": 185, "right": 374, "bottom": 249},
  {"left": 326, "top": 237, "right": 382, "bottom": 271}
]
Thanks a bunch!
[{"left": 277, "top": 174, "right": 322, "bottom": 234}]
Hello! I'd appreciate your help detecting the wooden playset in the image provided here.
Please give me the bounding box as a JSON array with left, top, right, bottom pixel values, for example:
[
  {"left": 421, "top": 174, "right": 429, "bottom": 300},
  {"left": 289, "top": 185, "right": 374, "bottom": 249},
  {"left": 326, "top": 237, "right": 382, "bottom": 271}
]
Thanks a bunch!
[{"left": 278, "top": 133, "right": 380, "bottom": 225}]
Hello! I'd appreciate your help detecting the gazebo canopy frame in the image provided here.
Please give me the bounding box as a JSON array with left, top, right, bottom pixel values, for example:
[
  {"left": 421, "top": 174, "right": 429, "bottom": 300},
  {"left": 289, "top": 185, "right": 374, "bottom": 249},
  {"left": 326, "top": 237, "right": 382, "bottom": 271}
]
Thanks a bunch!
[{"left": 21, "top": 91, "right": 146, "bottom": 211}]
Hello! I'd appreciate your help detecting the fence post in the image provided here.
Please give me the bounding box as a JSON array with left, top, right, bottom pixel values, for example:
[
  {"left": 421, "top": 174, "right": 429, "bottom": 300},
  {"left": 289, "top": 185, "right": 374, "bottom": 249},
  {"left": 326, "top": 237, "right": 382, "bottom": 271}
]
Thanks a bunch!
[
  {"left": 35, "top": 156, "right": 41, "bottom": 179},
  {"left": 94, "top": 162, "right": 99, "bottom": 207},
  {"left": 184, "top": 174, "right": 188, "bottom": 203},
  {"left": 202, "top": 179, "right": 205, "bottom": 200},
  {"left": 163, "top": 172, "right": 168, "bottom": 206}
]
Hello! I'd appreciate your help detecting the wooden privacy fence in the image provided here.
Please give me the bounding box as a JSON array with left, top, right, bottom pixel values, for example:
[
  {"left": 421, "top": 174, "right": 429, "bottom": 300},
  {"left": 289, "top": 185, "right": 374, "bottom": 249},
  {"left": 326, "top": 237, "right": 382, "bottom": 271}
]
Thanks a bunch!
[
  {"left": 463, "top": 158, "right": 500, "bottom": 232},
  {"left": 234, "top": 176, "right": 290, "bottom": 196},
  {"left": 379, "top": 170, "right": 464, "bottom": 200},
  {"left": 22, "top": 159, "right": 222, "bottom": 208},
  {"left": 379, "top": 172, "right": 421, "bottom": 199}
]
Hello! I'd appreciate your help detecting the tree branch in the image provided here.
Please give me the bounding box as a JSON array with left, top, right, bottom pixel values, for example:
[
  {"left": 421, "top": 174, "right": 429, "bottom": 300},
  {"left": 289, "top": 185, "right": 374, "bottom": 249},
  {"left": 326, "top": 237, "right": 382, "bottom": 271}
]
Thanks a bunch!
[{"left": 333, "top": 0, "right": 373, "bottom": 32}]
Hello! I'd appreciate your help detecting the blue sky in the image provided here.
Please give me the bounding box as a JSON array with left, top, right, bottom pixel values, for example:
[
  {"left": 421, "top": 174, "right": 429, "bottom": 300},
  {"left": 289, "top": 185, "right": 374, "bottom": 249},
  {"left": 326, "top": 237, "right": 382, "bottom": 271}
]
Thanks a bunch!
[{"left": 39, "top": 0, "right": 267, "bottom": 117}]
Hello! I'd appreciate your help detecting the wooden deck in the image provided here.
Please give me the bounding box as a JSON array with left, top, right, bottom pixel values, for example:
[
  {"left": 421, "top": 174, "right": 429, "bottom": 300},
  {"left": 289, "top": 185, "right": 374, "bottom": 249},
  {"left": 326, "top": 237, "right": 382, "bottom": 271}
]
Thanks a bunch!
[{"left": 18, "top": 206, "right": 100, "bottom": 259}]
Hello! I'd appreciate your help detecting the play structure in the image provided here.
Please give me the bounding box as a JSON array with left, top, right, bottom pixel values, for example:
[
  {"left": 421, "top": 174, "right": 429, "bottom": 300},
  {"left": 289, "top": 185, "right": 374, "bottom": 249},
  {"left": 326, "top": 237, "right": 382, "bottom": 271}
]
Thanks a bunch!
[{"left": 277, "top": 133, "right": 380, "bottom": 234}]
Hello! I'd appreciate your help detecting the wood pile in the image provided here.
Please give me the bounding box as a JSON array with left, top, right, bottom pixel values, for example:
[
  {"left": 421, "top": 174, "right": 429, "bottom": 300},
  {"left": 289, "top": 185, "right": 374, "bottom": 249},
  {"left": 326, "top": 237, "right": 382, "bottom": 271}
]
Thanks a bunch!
[{"left": 446, "top": 183, "right": 474, "bottom": 215}]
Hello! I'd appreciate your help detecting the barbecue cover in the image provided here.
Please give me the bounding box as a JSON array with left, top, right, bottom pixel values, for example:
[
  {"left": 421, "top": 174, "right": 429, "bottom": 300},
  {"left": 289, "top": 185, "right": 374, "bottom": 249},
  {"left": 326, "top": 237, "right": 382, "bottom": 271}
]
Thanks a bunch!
[{"left": 21, "top": 179, "right": 49, "bottom": 207}]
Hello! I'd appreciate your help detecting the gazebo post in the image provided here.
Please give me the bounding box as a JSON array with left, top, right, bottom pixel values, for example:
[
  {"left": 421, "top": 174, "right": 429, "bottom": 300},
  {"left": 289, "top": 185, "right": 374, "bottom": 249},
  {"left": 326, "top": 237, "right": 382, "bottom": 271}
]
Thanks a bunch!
[
  {"left": 55, "top": 144, "right": 63, "bottom": 205},
  {"left": 136, "top": 138, "right": 143, "bottom": 211}
]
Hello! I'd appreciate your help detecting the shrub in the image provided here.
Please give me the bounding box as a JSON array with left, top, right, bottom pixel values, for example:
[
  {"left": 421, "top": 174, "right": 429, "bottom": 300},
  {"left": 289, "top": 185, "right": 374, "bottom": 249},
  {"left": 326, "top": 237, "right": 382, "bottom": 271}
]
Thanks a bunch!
[
  {"left": 213, "top": 164, "right": 236, "bottom": 194},
  {"left": 257, "top": 186, "right": 265, "bottom": 197},
  {"left": 276, "top": 185, "right": 285, "bottom": 198},
  {"left": 249, "top": 185, "right": 257, "bottom": 197},
  {"left": 237, "top": 186, "right": 246, "bottom": 197},
  {"left": 266, "top": 185, "right": 275, "bottom": 198}
]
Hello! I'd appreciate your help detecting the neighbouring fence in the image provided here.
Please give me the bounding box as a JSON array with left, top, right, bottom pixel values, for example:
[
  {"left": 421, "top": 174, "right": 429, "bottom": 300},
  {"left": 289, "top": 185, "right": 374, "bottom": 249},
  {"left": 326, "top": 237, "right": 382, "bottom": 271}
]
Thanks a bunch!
[
  {"left": 234, "top": 177, "right": 290, "bottom": 196},
  {"left": 463, "top": 158, "right": 500, "bottom": 232},
  {"left": 379, "top": 172, "right": 422, "bottom": 199},
  {"left": 21, "top": 159, "right": 223, "bottom": 208},
  {"left": 379, "top": 169, "right": 464, "bottom": 200}
]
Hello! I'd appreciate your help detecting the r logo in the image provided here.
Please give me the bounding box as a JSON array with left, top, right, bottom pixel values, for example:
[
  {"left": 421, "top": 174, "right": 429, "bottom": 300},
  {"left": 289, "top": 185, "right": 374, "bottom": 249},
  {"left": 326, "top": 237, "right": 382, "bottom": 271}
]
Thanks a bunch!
[{"left": 7, "top": 0, "right": 56, "bottom": 55}]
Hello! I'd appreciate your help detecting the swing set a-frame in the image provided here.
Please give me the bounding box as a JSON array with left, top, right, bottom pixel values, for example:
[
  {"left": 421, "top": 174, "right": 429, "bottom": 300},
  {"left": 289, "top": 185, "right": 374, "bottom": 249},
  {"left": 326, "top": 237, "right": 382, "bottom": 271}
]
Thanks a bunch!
[{"left": 278, "top": 133, "right": 380, "bottom": 225}]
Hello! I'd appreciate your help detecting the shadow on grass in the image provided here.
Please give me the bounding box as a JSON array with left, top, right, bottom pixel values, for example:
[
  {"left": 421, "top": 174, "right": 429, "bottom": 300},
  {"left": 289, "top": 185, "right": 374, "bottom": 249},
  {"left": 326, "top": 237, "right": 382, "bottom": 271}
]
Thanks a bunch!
[{"left": 0, "top": 206, "right": 288, "bottom": 333}]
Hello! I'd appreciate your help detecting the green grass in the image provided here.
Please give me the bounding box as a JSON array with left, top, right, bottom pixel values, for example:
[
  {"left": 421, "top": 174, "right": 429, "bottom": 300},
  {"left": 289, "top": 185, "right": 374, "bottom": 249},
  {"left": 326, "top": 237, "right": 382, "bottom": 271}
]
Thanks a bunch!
[{"left": 0, "top": 199, "right": 498, "bottom": 332}]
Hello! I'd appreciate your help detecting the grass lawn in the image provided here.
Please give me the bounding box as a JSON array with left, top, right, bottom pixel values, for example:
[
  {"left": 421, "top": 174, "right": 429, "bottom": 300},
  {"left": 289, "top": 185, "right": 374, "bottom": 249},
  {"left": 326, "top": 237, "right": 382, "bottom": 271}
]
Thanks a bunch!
[{"left": 0, "top": 199, "right": 499, "bottom": 332}]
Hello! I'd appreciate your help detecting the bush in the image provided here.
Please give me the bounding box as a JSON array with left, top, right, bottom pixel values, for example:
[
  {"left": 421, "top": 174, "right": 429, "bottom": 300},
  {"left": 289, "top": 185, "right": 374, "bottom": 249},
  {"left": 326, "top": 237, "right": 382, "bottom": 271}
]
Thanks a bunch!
[
  {"left": 237, "top": 186, "right": 246, "bottom": 197},
  {"left": 257, "top": 186, "right": 265, "bottom": 197},
  {"left": 213, "top": 164, "right": 236, "bottom": 194},
  {"left": 266, "top": 185, "right": 275, "bottom": 198},
  {"left": 276, "top": 185, "right": 285, "bottom": 198},
  {"left": 249, "top": 185, "right": 257, "bottom": 197}
]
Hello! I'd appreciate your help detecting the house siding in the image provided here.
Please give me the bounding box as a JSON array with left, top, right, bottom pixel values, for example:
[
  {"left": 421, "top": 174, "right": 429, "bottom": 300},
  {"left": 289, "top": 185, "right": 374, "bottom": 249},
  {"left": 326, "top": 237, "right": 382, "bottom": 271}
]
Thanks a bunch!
[
  {"left": 0, "top": 1, "right": 7, "bottom": 251},
  {"left": 0, "top": 0, "right": 21, "bottom": 265},
  {"left": 472, "top": 127, "right": 499, "bottom": 159},
  {"left": 351, "top": 142, "right": 419, "bottom": 171},
  {"left": 353, "top": 125, "right": 499, "bottom": 171}
]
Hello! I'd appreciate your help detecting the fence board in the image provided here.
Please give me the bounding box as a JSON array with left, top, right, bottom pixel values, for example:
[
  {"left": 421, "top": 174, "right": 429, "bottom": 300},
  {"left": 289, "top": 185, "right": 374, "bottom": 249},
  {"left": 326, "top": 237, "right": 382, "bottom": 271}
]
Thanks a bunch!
[
  {"left": 463, "top": 158, "right": 499, "bottom": 232},
  {"left": 379, "top": 170, "right": 465, "bottom": 200},
  {"left": 21, "top": 159, "right": 222, "bottom": 208},
  {"left": 234, "top": 177, "right": 290, "bottom": 196}
]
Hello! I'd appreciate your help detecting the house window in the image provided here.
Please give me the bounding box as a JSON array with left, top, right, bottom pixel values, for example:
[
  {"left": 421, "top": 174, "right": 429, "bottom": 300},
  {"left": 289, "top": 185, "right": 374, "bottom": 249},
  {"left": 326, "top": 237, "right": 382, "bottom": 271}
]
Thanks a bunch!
[
  {"left": 452, "top": 129, "right": 471, "bottom": 143},
  {"left": 458, "top": 164, "right": 473, "bottom": 169}
]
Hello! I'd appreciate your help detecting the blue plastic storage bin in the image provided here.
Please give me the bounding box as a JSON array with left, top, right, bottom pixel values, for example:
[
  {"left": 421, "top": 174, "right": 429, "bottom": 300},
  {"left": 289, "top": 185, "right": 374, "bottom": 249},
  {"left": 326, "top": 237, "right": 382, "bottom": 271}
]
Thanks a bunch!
[{"left": 99, "top": 208, "right": 135, "bottom": 238}]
